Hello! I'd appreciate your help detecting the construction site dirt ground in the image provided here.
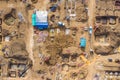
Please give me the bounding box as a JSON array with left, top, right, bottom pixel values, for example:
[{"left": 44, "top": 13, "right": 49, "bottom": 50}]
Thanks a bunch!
[{"left": 0, "top": 0, "right": 120, "bottom": 80}]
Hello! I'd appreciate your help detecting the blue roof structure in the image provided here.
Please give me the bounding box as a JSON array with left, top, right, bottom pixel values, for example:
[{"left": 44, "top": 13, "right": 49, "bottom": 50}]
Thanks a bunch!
[
  {"left": 32, "top": 11, "right": 48, "bottom": 30},
  {"left": 35, "top": 22, "right": 48, "bottom": 30},
  {"left": 80, "top": 37, "right": 86, "bottom": 47}
]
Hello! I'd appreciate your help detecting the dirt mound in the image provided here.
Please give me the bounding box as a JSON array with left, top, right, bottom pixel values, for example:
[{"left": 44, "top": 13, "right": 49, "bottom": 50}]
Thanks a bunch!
[
  {"left": 94, "top": 45, "right": 114, "bottom": 55},
  {"left": 94, "top": 26, "right": 110, "bottom": 36},
  {"left": 3, "top": 8, "right": 16, "bottom": 26},
  {"left": 8, "top": 40, "right": 29, "bottom": 59},
  {"left": 94, "top": 25, "right": 120, "bottom": 55},
  {"left": 44, "top": 34, "right": 74, "bottom": 65}
]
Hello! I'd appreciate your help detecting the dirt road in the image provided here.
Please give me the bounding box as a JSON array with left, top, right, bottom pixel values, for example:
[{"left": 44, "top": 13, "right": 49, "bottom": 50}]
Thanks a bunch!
[
  {"left": 88, "top": 0, "right": 95, "bottom": 26},
  {"left": 86, "top": 0, "right": 96, "bottom": 79}
]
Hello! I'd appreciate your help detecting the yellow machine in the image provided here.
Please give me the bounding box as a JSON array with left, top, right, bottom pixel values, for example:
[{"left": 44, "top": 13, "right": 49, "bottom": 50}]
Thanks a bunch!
[
  {"left": 80, "top": 55, "right": 90, "bottom": 65},
  {"left": 117, "top": 46, "right": 120, "bottom": 52}
]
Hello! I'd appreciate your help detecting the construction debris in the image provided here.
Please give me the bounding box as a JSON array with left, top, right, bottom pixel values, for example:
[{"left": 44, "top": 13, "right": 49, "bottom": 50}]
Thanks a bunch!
[{"left": 0, "top": 0, "right": 120, "bottom": 80}]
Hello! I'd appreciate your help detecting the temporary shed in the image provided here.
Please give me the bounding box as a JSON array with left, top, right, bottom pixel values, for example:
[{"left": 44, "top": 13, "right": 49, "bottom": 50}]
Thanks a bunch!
[
  {"left": 32, "top": 10, "right": 48, "bottom": 30},
  {"left": 80, "top": 37, "right": 86, "bottom": 47}
]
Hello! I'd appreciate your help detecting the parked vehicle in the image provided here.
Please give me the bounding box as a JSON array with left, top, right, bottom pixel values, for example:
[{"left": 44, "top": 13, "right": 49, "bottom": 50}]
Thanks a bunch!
[{"left": 89, "top": 26, "right": 92, "bottom": 35}]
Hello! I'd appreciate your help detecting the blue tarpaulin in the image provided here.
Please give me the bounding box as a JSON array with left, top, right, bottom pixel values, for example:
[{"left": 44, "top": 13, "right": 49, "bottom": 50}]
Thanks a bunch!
[{"left": 80, "top": 37, "right": 86, "bottom": 47}]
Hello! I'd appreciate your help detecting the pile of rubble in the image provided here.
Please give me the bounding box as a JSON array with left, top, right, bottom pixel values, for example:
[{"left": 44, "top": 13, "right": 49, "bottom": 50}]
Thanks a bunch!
[
  {"left": 44, "top": 33, "right": 75, "bottom": 65},
  {"left": 94, "top": 25, "right": 120, "bottom": 55},
  {"left": 76, "top": 0, "right": 88, "bottom": 22}
]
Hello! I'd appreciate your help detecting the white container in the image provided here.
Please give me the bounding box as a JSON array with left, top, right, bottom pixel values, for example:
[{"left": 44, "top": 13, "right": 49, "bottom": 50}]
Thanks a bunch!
[{"left": 5, "top": 36, "right": 10, "bottom": 42}]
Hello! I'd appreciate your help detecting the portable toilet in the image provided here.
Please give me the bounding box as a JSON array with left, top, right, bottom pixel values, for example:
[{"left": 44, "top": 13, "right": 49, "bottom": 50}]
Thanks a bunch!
[{"left": 80, "top": 37, "right": 86, "bottom": 48}]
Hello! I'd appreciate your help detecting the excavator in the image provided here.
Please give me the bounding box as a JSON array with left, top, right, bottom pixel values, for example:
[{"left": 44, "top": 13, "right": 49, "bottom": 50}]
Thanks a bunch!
[{"left": 80, "top": 55, "right": 90, "bottom": 65}]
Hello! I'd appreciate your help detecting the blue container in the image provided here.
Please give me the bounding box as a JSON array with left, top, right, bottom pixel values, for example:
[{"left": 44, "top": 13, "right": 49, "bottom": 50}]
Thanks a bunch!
[{"left": 80, "top": 38, "right": 86, "bottom": 47}]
